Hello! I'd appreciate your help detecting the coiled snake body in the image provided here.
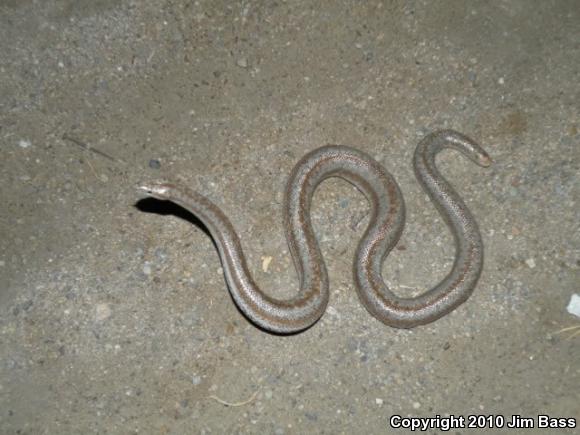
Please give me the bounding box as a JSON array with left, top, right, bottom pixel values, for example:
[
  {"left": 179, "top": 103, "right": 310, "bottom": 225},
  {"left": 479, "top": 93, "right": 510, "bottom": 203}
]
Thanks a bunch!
[{"left": 139, "top": 130, "right": 491, "bottom": 333}]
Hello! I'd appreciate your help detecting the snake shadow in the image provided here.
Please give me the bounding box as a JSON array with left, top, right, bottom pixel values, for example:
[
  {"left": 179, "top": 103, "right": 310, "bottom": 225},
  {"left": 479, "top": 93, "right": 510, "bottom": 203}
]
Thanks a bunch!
[{"left": 135, "top": 197, "right": 306, "bottom": 336}]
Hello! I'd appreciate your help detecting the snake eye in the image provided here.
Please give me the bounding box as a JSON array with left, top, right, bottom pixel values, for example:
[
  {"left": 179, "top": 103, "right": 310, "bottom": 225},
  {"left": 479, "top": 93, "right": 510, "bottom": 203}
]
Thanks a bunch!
[{"left": 137, "top": 184, "right": 159, "bottom": 198}]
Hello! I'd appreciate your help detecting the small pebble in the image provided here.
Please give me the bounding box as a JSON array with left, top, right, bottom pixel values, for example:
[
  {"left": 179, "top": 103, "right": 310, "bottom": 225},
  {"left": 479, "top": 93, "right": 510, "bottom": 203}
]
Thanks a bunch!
[
  {"left": 261, "top": 256, "right": 272, "bottom": 272},
  {"left": 566, "top": 294, "right": 580, "bottom": 318},
  {"left": 236, "top": 58, "right": 248, "bottom": 68},
  {"left": 155, "top": 248, "right": 168, "bottom": 262},
  {"left": 143, "top": 263, "right": 152, "bottom": 275},
  {"left": 412, "top": 401, "right": 421, "bottom": 409},
  {"left": 375, "top": 398, "right": 383, "bottom": 405},
  {"left": 18, "top": 139, "right": 31, "bottom": 148},
  {"left": 304, "top": 412, "right": 318, "bottom": 422},
  {"left": 264, "top": 390, "right": 273, "bottom": 399},
  {"left": 191, "top": 375, "right": 202, "bottom": 385},
  {"left": 525, "top": 258, "right": 536, "bottom": 268},
  {"left": 95, "top": 303, "right": 112, "bottom": 321},
  {"left": 149, "top": 159, "right": 161, "bottom": 169}
]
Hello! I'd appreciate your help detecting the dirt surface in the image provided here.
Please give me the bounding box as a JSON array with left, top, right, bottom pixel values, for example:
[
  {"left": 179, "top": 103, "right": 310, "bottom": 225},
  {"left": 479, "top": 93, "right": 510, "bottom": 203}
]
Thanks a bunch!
[{"left": 1, "top": 1, "right": 579, "bottom": 433}]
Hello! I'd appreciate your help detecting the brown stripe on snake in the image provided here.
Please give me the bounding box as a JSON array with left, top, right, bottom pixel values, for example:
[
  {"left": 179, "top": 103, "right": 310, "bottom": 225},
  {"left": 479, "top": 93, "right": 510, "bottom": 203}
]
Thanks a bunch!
[{"left": 138, "top": 130, "right": 491, "bottom": 333}]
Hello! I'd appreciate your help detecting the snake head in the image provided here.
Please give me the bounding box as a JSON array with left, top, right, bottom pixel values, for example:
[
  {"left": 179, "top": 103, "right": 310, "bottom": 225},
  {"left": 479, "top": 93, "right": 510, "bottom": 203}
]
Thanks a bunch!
[
  {"left": 441, "top": 130, "right": 493, "bottom": 168},
  {"left": 137, "top": 182, "right": 174, "bottom": 200}
]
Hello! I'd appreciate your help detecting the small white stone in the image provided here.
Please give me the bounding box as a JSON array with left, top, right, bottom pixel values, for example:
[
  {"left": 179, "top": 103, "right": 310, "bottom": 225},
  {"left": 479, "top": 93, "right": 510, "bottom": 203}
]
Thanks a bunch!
[
  {"left": 18, "top": 139, "right": 31, "bottom": 148},
  {"left": 327, "top": 306, "right": 338, "bottom": 316},
  {"left": 261, "top": 256, "right": 273, "bottom": 272},
  {"left": 498, "top": 77, "right": 505, "bottom": 85},
  {"left": 375, "top": 398, "right": 383, "bottom": 405},
  {"left": 191, "top": 375, "right": 202, "bottom": 385},
  {"left": 525, "top": 258, "right": 536, "bottom": 268},
  {"left": 143, "top": 263, "right": 152, "bottom": 275},
  {"left": 566, "top": 294, "right": 580, "bottom": 318},
  {"left": 95, "top": 303, "right": 112, "bottom": 321},
  {"left": 236, "top": 58, "right": 248, "bottom": 68},
  {"left": 412, "top": 401, "right": 421, "bottom": 409}
]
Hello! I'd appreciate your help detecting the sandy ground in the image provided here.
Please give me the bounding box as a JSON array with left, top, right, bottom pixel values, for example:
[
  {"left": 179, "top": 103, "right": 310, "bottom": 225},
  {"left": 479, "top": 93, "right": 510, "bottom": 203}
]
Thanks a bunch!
[{"left": 1, "top": 0, "right": 579, "bottom": 433}]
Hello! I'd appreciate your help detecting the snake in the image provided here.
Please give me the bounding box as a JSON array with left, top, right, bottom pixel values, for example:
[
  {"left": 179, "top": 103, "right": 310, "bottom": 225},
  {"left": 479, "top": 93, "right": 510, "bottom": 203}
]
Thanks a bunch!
[{"left": 138, "top": 130, "right": 491, "bottom": 333}]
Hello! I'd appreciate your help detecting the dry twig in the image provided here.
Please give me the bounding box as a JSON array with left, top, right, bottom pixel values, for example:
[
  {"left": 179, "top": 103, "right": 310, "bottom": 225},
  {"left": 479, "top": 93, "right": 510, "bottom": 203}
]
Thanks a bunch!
[{"left": 209, "top": 389, "right": 260, "bottom": 407}]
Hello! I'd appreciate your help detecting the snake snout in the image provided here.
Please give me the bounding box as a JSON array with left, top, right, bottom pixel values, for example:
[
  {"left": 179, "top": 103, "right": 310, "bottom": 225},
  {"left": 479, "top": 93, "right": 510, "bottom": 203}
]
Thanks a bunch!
[
  {"left": 441, "top": 130, "right": 492, "bottom": 168},
  {"left": 136, "top": 182, "right": 172, "bottom": 200},
  {"left": 478, "top": 153, "right": 492, "bottom": 168}
]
